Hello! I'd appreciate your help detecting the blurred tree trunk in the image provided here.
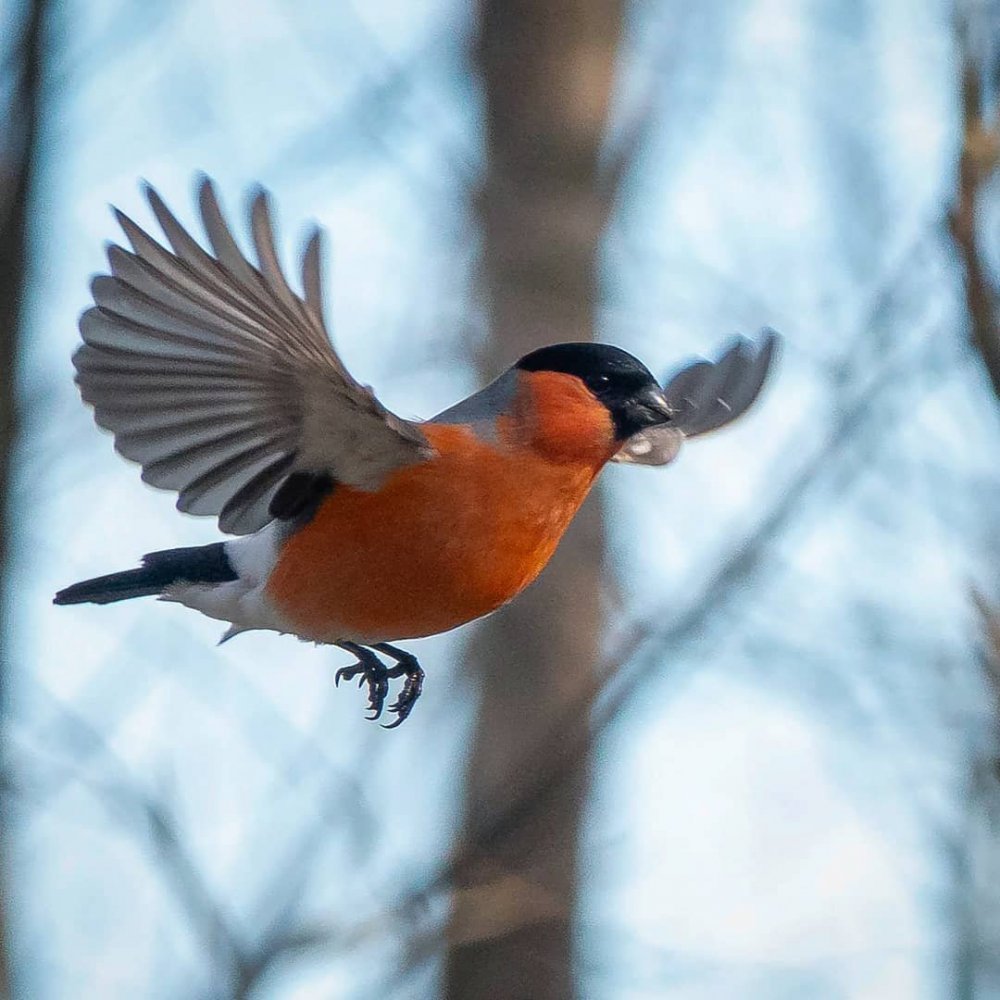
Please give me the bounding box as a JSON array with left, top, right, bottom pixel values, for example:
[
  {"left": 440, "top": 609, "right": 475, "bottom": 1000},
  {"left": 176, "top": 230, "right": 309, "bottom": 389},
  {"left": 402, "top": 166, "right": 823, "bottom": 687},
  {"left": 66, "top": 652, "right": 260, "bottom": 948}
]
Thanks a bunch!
[
  {"left": 949, "top": 28, "right": 1000, "bottom": 405},
  {"left": 0, "top": 1, "right": 49, "bottom": 995},
  {"left": 444, "top": 3, "right": 623, "bottom": 997},
  {"left": 951, "top": 13, "right": 1000, "bottom": 997}
]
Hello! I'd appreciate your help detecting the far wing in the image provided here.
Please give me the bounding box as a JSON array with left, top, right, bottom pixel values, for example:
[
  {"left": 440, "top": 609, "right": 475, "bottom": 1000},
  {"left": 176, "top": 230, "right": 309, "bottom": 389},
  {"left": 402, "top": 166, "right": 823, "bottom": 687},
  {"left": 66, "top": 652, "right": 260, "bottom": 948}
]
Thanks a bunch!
[
  {"left": 613, "top": 330, "right": 779, "bottom": 466},
  {"left": 74, "top": 177, "right": 433, "bottom": 534}
]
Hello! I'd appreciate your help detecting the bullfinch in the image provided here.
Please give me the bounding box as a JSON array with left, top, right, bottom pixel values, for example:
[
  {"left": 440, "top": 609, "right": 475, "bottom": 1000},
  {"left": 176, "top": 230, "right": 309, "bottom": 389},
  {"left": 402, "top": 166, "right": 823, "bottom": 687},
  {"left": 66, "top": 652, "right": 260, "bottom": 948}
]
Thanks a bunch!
[{"left": 54, "top": 178, "right": 778, "bottom": 726}]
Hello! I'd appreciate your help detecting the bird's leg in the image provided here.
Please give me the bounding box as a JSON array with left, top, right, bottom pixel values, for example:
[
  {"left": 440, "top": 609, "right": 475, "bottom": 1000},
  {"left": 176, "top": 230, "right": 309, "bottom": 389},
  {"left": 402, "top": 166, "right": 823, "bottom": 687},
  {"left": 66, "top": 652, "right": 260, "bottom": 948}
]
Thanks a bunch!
[
  {"left": 334, "top": 641, "right": 389, "bottom": 720},
  {"left": 372, "top": 642, "right": 424, "bottom": 728}
]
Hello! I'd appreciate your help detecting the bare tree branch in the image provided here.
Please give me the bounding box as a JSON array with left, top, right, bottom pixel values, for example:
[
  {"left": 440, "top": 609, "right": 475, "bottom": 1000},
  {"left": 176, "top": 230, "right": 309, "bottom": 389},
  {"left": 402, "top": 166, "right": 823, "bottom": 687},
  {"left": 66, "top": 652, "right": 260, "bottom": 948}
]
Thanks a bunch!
[
  {"left": 950, "top": 19, "right": 1000, "bottom": 403},
  {"left": 0, "top": 1, "right": 50, "bottom": 994}
]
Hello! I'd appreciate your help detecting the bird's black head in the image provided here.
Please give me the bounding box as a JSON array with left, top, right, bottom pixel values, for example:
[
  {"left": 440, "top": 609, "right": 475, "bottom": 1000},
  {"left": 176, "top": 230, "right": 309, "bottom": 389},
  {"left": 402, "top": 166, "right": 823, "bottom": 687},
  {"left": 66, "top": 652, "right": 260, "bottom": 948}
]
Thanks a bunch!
[{"left": 516, "top": 342, "right": 673, "bottom": 440}]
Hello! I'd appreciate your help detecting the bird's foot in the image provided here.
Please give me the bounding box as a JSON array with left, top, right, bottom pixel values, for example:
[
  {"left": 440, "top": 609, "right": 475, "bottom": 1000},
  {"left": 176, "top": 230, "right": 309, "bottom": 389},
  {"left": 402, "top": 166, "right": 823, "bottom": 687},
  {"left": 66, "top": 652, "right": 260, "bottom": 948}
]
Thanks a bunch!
[
  {"left": 373, "top": 643, "right": 425, "bottom": 729},
  {"left": 334, "top": 641, "right": 424, "bottom": 726},
  {"left": 334, "top": 642, "right": 389, "bottom": 720}
]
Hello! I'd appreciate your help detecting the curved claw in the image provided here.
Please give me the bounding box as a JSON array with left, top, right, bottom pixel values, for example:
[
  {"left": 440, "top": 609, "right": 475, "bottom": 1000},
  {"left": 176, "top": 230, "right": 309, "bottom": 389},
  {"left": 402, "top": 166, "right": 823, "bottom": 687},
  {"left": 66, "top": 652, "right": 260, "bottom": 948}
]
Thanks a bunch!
[
  {"left": 380, "top": 659, "right": 424, "bottom": 728},
  {"left": 381, "top": 700, "right": 412, "bottom": 729},
  {"left": 366, "top": 674, "right": 389, "bottom": 720},
  {"left": 334, "top": 642, "right": 389, "bottom": 720},
  {"left": 335, "top": 642, "right": 424, "bottom": 726},
  {"left": 381, "top": 697, "right": 416, "bottom": 728}
]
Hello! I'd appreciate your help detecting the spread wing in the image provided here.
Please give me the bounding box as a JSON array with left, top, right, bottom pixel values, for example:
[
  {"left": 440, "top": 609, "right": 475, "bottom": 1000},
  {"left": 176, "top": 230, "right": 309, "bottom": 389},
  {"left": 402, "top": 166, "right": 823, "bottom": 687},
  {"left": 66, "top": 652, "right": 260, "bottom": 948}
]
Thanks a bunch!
[
  {"left": 74, "top": 176, "right": 433, "bottom": 535},
  {"left": 614, "top": 330, "right": 779, "bottom": 466}
]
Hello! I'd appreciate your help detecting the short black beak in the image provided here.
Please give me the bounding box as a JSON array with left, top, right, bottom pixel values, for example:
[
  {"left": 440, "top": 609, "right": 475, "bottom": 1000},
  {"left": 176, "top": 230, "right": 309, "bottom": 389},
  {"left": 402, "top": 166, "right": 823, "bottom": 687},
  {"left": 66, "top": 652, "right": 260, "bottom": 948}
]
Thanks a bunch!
[
  {"left": 614, "top": 383, "right": 673, "bottom": 439},
  {"left": 632, "top": 384, "right": 673, "bottom": 428}
]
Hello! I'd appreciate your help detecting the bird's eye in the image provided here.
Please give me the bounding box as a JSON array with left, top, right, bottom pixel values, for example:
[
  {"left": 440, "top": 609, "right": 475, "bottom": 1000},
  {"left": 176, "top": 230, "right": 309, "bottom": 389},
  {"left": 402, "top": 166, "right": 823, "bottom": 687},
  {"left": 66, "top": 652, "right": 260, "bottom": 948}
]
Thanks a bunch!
[{"left": 591, "top": 374, "right": 611, "bottom": 388}]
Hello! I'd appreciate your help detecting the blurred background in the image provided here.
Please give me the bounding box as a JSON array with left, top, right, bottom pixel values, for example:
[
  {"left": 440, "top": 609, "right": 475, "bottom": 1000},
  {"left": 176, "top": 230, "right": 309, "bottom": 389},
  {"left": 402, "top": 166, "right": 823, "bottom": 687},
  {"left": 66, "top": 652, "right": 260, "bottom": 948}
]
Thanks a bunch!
[{"left": 2, "top": 0, "right": 999, "bottom": 997}]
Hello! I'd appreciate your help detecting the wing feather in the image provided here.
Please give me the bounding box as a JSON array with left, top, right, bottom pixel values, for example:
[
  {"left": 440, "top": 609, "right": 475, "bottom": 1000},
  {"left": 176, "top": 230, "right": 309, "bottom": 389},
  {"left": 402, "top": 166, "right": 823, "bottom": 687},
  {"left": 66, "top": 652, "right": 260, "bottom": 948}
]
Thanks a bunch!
[
  {"left": 250, "top": 190, "right": 312, "bottom": 333},
  {"left": 89, "top": 283, "right": 263, "bottom": 361},
  {"left": 613, "top": 330, "right": 779, "bottom": 466},
  {"left": 666, "top": 331, "right": 778, "bottom": 437},
  {"left": 74, "top": 177, "right": 432, "bottom": 534},
  {"left": 218, "top": 455, "right": 297, "bottom": 535},
  {"left": 198, "top": 177, "right": 272, "bottom": 301},
  {"left": 177, "top": 445, "right": 294, "bottom": 516},
  {"left": 301, "top": 228, "right": 327, "bottom": 333},
  {"left": 105, "top": 246, "right": 276, "bottom": 347}
]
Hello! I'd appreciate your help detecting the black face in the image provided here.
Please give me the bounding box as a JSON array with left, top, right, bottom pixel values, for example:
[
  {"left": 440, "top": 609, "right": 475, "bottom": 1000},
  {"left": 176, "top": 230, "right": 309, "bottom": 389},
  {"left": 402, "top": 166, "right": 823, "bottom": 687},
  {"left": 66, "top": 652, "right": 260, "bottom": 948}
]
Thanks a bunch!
[{"left": 516, "top": 342, "right": 673, "bottom": 440}]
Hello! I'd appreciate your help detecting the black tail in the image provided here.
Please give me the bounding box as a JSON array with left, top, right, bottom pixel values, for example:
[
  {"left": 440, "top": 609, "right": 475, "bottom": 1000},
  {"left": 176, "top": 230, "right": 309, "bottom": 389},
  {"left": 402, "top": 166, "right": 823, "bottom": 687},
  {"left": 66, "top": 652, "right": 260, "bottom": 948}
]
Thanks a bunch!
[{"left": 54, "top": 543, "right": 238, "bottom": 606}]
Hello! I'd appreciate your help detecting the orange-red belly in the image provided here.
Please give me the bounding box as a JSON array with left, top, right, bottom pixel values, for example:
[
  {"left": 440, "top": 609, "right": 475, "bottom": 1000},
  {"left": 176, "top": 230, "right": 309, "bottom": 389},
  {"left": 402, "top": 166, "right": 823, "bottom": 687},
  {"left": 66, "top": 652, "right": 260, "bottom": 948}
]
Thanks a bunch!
[{"left": 265, "top": 423, "right": 603, "bottom": 642}]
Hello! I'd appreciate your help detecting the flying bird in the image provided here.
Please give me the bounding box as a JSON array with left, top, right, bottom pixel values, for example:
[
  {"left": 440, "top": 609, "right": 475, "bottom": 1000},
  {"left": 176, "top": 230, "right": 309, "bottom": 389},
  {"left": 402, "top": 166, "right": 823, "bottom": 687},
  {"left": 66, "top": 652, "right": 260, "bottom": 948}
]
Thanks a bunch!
[{"left": 54, "top": 178, "right": 778, "bottom": 726}]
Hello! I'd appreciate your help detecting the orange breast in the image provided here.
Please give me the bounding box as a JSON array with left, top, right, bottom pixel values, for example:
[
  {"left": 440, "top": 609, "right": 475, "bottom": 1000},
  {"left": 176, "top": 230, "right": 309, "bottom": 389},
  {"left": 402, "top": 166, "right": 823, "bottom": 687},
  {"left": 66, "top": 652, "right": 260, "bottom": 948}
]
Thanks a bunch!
[{"left": 266, "top": 378, "right": 615, "bottom": 643}]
